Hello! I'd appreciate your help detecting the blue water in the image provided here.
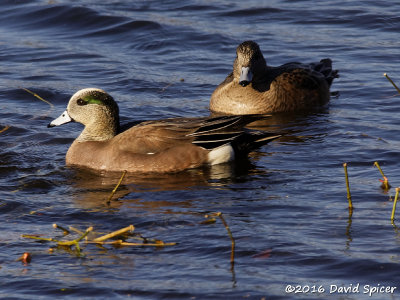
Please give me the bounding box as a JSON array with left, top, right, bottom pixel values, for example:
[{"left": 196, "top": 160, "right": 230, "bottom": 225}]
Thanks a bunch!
[{"left": 1, "top": 1, "right": 400, "bottom": 299}]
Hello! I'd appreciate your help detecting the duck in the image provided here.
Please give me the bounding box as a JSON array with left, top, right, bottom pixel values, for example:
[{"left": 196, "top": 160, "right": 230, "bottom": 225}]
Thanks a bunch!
[
  {"left": 48, "top": 88, "right": 280, "bottom": 173},
  {"left": 210, "top": 40, "right": 338, "bottom": 114}
]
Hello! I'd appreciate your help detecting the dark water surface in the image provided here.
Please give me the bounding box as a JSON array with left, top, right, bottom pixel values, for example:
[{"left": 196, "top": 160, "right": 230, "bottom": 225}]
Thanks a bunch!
[{"left": 1, "top": 1, "right": 400, "bottom": 299}]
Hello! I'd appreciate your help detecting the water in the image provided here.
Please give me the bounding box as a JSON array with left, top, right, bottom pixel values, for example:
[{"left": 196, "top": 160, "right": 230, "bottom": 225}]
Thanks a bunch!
[{"left": 1, "top": 1, "right": 400, "bottom": 299}]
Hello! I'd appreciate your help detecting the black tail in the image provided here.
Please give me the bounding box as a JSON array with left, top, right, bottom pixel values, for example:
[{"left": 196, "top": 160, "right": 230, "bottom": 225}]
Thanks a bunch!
[
  {"left": 232, "top": 131, "right": 281, "bottom": 156},
  {"left": 315, "top": 59, "right": 339, "bottom": 86}
]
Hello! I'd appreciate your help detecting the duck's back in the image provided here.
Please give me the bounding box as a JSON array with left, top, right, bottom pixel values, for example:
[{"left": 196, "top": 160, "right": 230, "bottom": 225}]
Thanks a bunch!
[{"left": 262, "top": 59, "right": 336, "bottom": 112}]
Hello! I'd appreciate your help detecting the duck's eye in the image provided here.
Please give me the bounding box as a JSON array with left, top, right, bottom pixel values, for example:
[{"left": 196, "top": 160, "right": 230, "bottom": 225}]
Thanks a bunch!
[{"left": 77, "top": 98, "right": 86, "bottom": 106}]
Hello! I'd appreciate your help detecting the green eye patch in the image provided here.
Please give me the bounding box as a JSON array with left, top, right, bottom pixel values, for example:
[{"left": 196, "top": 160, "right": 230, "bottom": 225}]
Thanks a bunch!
[{"left": 83, "top": 96, "right": 104, "bottom": 105}]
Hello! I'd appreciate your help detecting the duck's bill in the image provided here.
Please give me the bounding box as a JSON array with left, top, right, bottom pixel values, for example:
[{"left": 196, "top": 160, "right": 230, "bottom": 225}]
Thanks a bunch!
[
  {"left": 48, "top": 110, "right": 72, "bottom": 128},
  {"left": 239, "top": 67, "right": 253, "bottom": 87}
]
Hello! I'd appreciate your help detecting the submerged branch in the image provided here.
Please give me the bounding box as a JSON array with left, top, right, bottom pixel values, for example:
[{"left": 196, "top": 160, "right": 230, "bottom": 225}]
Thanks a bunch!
[
  {"left": 206, "top": 212, "right": 236, "bottom": 267},
  {"left": 106, "top": 170, "right": 127, "bottom": 204}
]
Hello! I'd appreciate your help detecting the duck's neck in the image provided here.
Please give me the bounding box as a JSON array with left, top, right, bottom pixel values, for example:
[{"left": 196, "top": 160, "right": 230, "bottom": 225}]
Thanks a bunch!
[{"left": 77, "top": 118, "right": 119, "bottom": 142}]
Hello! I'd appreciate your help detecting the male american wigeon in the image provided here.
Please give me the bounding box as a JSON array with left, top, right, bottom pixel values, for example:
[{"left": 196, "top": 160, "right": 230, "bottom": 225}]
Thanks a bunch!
[
  {"left": 210, "top": 41, "right": 338, "bottom": 114},
  {"left": 48, "top": 88, "right": 280, "bottom": 173}
]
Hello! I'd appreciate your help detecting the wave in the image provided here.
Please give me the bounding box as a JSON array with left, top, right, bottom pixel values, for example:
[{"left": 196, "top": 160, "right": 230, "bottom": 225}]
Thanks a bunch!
[{"left": 0, "top": 4, "right": 162, "bottom": 38}]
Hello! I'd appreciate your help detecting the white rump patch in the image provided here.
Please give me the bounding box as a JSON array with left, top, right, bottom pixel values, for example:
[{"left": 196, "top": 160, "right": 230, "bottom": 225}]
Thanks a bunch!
[{"left": 207, "top": 144, "right": 235, "bottom": 165}]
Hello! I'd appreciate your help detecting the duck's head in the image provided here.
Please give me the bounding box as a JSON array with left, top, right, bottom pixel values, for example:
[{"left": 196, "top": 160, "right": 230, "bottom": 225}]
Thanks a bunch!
[
  {"left": 48, "top": 88, "right": 120, "bottom": 141},
  {"left": 234, "top": 41, "right": 267, "bottom": 87}
]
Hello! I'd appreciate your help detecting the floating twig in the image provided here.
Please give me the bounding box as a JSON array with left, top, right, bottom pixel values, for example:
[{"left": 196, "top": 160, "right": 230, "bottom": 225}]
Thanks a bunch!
[
  {"left": 21, "top": 88, "right": 54, "bottom": 108},
  {"left": 391, "top": 188, "right": 400, "bottom": 224},
  {"left": 58, "top": 226, "right": 92, "bottom": 246},
  {"left": 200, "top": 217, "right": 217, "bottom": 225},
  {"left": 87, "top": 240, "right": 177, "bottom": 247},
  {"left": 53, "top": 223, "right": 70, "bottom": 235},
  {"left": 374, "top": 161, "right": 391, "bottom": 190},
  {"left": 22, "top": 227, "right": 93, "bottom": 256},
  {"left": 384, "top": 73, "right": 400, "bottom": 95},
  {"left": 22, "top": 235, "right": 58, "bottom": 243},
  {"left": 22, "top": 87, "right": 55, "bottom": 119},
  {"left": 93, "top": 225, "right": 134, "bottom": 242},
  {"left": 69, "top": 226, "right": 84, "bottom": 235},
  {"left": 22, "top": 224, "right": 175, "bottom": 255},
  {"left": 106, "top": 170, "right": 127, "bottom": 204},
  {"left": 343, "top": 163, "right": 353, "bottom": 211},
  {"left": 206, "top": 212, "right": 235, "bottom": 267},
  {"left": 0, "top": 126, "right": 10, "bottom": 134}
]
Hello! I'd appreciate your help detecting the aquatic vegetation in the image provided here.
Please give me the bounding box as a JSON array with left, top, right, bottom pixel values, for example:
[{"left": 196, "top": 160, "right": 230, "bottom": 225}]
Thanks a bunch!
[
  {"left": 374, "top": 161, "right": 391, "bottom": 190},
  {"left": 343, "top": 75, "right": 400, "bottom": 223},
  {"left": 344, "top": 162, "right": 400, "bottom": 225},
  {"left": 384, "top": 73, "right": 400, "bottom": 95},
  {"left": 22, "top": 223, "right": 176, "bottom": 258},
  {"left": 21, "top": 172, "right": 176, "bottom": 257},
  {"left": 391, "top": 188, "right": 399, "bottom": 224},
  {"left": 204, "top": 212, "right": 235, "bottom": 268},
  {"left": 342, "top": 163, "right": 353, "bottom": 211}
]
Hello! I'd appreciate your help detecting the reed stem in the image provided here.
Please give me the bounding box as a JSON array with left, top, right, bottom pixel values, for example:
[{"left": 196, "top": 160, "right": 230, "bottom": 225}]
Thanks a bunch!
[
  {"left": 374, "top": 161, "right": 391, "bottom": 190},
  {"left": 343, "top": 163, "right": 353, "bottom": 210},
  {"left": 384, "top": 73, "right": 400, "bottom": 95},
  {"left": 374, "top": 161, "right": 385, "bottom": 178},
  {"left": 391, "top": 188, "right": 399, "bottom": 223}
]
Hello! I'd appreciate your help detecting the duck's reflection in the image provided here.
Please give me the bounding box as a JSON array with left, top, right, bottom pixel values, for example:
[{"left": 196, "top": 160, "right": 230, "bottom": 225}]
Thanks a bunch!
[{"left": 66, "top": 158, "right": 266, "bottom": 211}]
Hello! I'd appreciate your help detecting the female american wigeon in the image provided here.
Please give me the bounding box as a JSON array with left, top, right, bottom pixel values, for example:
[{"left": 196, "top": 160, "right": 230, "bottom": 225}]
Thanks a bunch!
[
  {"left": 210, "top": 41, "right": 338, "bottom": 114},
  {"left": 48, "top": 88, "right": 280, "bottom": 173}
]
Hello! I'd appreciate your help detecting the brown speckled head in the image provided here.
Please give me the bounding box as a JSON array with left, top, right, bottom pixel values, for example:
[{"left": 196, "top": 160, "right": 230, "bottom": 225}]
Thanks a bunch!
[
  {"left": 234, "top": 41, "right": 267, "bottom": 81},
  {"left": 236, "top": 41, "right": 263, "bottom": 64}
]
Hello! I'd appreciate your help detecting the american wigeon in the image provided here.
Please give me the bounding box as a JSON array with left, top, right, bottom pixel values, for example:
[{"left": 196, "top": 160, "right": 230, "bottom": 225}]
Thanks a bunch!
[
  {"left": 48, "top": 88, "right": 280, "bottom": 173},
  {"left": 210, "top": 41, "right": 338, "bottom": 114}
]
